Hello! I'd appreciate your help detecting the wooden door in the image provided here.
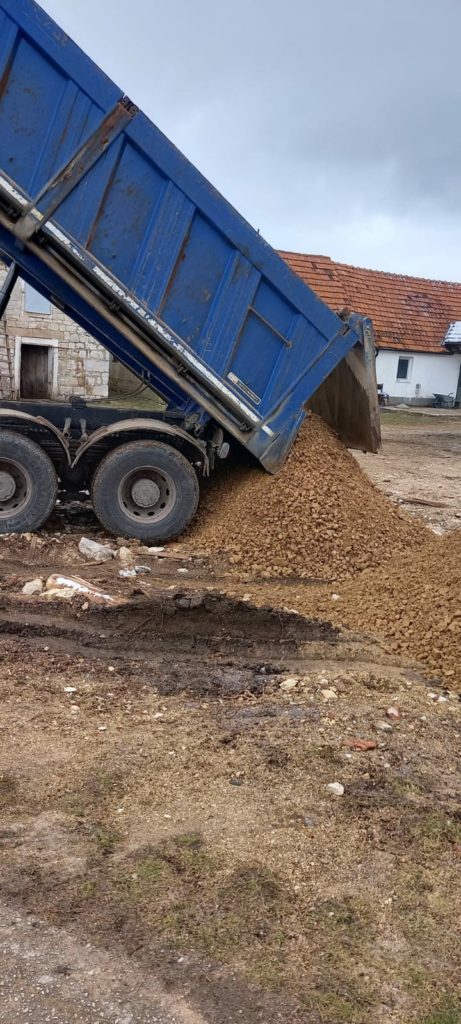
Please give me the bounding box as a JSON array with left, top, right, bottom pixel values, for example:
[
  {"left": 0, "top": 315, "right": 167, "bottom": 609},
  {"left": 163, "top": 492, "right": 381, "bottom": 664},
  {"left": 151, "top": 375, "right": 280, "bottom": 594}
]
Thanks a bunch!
[{"left": 20, "top": 344, "right": 50, "bottom": 399}]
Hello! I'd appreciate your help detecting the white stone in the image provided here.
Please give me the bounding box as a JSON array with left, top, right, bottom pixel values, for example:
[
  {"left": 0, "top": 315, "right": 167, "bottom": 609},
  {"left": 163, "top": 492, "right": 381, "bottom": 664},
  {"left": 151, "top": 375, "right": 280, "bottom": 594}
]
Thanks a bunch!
[
  {"left": 78, "top": 537, "right": 116, "bottom": 561},
  {"left": 326, "top": 782, "right": 345, "bottom": 796},
  {"left": 280, "top": 677, "right": 298, "bottom": 691},
  {"left": 118, "top": 546, "right": 134, "bottom": 564},
  {"left": 376, "top": 721, "right": 393, "bottom": 733},
  {"left": 42, "top": 587, "right": 76, "bottom": 601},
  {"left": 22, "top": 578, "right": 43, "bottom": 596}
]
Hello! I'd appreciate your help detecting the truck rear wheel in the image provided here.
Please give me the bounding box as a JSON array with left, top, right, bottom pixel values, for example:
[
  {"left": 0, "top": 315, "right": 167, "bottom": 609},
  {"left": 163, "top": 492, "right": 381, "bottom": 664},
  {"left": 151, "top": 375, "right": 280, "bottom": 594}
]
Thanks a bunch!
[
  {"left": 0, "top": 430, "right": 57, "bottom": 534},
  {"left": 91, "top": 440, "right": 199, "bottom": 542}
]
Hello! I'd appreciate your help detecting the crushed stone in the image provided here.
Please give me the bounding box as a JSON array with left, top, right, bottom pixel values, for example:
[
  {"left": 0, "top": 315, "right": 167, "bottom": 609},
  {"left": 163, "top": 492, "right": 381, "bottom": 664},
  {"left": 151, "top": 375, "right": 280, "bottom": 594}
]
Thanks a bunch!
[{"left": 192, "top": 415, "right": 424, "bottom": 582}]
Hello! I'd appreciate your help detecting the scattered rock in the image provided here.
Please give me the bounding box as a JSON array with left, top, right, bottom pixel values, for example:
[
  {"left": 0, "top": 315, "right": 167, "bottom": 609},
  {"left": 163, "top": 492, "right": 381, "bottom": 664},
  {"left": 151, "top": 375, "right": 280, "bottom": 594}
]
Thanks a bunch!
[
  {"left": 21, "top": 578, "right": 43, "bottom": 596},
  {"left": 280, "top": 677, "right": 299, "bottom": 692},
  {"left": 321, "top": 688, "right": 338, "bottom": 701},
  {"left": 42, "top": 587, "right": 75, "bottom": 602},
  {"left": 386, "top": 706, "right": 401, "bottom": 721},
  {"left": 375, "top": 721, "right": 393, "bottom": 733},
  {"left": 78, "top": 537, "right": 116, "bottom": 562},
  {"left": 326, "top": 782, "right": 344, "bottom": 796},
  {"left": 342, "top": 738, "right": 378, "bottom": 751},
  {"left": 119, "top": 565, "right": 151, "bottom": 578},
  {"left": 63, "top": 686, "right": 77, "bottom": 694},
  {"left": 118, "top": 546, "right": 134, "bottom": 564},
  {"left": 45, "top": 574, "right": 126, "bottom": 607}
]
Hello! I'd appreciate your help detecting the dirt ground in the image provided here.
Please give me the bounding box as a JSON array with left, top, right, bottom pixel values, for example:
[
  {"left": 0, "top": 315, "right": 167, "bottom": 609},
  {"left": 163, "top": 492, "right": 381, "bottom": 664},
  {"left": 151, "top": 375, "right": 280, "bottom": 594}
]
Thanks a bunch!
[
  {"left": 0, "top": 411, "right": 460, "bottom": 1024},
  {"left": 353, "top": 409, "right": 461, "bottom": 534}
]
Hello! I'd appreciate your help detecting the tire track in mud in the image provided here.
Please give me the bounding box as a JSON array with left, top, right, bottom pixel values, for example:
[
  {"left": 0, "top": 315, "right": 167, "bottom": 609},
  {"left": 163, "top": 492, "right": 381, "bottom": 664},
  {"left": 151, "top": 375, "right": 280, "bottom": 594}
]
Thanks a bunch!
[{"left": 0, "top": 590, "right": 343, "bottom": 697}]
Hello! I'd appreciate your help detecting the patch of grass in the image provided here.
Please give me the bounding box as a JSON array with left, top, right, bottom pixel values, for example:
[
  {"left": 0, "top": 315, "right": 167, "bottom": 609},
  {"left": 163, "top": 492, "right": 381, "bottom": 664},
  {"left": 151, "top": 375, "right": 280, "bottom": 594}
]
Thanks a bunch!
[
  {"left": 58, "top": 771, "right": 127, "bottom": 818},
  {"left": 117, "top": 833, "right": 292, "bottom": 967},
  {"left": 420, "top": 1002, "right": 461, "bottom": 1024},
  {"left": 305, "top": 743, "right": 342, "bottom": 765},
  {"left": 381, "top": 409, "right": 457, "bottom": 428},
  {"left": 302, "top": 989, "right": 362, "bottom": 1022},
  {"left": 114, "top": 832, "right": 381, "bottom": 1019},
  {"left": 390, "top": 775, "right": 425, "bottom": 799},
  {"left": 416, "top": 811, "right": 461, "bottom": 853},
  {"left": 91, "top": 825, "right": 119, "bottom": 857},
  {"left": 310, "top": 896, "right": 370, "bottom": 940},
  {"left": 76, "top": 880, "right": 97, "bottom": 900}
]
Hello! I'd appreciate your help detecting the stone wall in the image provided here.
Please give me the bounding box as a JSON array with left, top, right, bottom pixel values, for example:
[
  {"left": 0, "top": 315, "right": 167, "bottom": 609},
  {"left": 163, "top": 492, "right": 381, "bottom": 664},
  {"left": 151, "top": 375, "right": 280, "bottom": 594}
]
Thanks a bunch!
[{"left": 0, "top": 261, "right": 110, "bottom": 400}]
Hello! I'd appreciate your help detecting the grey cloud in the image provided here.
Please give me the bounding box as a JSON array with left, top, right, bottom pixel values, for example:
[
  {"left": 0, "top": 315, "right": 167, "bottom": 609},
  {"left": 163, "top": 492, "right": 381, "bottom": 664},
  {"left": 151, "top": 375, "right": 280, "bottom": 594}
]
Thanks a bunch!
[{"left": 41, "top": 0, "right": 461, "bottom": 279}]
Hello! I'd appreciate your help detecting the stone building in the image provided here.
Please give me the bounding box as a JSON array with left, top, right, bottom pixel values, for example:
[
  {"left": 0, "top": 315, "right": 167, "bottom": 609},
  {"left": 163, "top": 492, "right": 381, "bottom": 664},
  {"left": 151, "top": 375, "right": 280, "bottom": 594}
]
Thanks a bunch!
[{"left": 0, "top": 260, "right": 110, "bottom": 402}]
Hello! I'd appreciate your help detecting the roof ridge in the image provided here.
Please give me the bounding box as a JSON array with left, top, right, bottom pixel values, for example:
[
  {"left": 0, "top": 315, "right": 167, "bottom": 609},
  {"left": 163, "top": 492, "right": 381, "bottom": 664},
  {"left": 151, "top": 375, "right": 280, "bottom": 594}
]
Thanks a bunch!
[{"left": 279, "top": 251, "right": 461, "bottom": 288}]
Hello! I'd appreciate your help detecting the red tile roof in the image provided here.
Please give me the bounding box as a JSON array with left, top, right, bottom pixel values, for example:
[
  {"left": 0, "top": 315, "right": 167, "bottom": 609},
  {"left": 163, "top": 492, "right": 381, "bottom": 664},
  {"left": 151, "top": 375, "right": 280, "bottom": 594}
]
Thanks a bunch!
[{"left": 280, "top": 252, "right": 461, "bottom": 354}]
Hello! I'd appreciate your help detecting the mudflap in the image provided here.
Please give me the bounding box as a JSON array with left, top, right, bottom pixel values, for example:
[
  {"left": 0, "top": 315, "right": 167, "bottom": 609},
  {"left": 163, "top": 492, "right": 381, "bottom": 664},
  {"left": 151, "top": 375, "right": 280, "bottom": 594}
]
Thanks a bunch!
[{"left": 308, "top": 316, "right": 381, "bottom": 454}]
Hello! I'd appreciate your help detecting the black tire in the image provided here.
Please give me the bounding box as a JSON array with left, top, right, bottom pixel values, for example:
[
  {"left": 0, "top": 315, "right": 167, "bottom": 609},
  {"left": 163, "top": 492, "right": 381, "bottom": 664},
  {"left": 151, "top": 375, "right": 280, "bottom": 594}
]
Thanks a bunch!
[
  {"left": 0, "top": 430, "right": 57, "bottom": 534},
  {"left": 91, "top": 440, "right": 199, "bottom": 542}
]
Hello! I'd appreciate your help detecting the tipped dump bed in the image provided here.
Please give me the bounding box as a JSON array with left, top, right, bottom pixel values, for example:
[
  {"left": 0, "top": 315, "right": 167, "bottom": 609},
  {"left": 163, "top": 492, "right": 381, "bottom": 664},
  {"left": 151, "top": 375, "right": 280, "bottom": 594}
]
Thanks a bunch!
[{"left": 0, "top": 0, "right": 365, "bottom": 470}]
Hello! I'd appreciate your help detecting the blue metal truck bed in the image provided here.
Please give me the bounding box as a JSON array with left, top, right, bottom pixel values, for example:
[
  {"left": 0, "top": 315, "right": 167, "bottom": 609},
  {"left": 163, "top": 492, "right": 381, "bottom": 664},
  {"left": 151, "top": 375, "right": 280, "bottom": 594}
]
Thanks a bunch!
[
  {"left": 0, "top": 0, "right": 367, "bottom": 469},
  {"left": 0, "top": 0, "right": 379, "bottom": 541}
]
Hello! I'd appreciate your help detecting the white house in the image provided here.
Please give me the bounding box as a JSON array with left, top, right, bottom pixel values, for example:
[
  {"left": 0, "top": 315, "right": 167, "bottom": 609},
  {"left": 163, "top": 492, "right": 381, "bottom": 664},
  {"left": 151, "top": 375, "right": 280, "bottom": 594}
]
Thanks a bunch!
[{"left": 280, "top": 252, "right": 461, "bottom": 406}]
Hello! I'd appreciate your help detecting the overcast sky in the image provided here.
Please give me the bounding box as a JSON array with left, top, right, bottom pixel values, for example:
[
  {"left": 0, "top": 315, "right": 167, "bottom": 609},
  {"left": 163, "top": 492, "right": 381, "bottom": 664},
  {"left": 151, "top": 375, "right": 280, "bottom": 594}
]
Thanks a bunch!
[{"left": 41, "top": 0, "right": 461, "bottom": 281}]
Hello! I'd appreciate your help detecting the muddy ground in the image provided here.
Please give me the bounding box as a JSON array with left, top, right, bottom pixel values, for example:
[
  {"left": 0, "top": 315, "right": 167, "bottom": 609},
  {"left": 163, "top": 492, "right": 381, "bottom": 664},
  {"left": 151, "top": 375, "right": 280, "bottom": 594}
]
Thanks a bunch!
[{"left": 0, "top": 412, "right": 460, "bottom": 1024}]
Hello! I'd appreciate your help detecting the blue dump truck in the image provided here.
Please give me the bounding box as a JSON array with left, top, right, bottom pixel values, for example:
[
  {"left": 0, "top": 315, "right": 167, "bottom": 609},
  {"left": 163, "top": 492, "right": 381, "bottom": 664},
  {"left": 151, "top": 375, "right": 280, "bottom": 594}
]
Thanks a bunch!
[{"left": 0, "top": 0, "right": 380, "bottom": 540}]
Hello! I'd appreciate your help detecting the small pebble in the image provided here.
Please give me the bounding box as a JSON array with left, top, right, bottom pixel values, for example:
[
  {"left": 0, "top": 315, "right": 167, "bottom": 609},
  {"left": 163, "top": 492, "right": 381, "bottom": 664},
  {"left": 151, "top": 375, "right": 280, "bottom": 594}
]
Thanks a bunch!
[
  {"left": 326, "top": 782, "right": 344, "bottom": 796},
  {"left": 280, "top": 677, "right": 298, "bottom": 692}
]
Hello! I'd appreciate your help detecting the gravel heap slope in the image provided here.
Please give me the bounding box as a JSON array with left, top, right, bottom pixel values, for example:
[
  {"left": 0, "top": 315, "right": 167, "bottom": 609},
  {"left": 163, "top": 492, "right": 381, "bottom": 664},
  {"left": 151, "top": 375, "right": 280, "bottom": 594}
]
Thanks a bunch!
[
  {"left": 192, "top": 415, "right": 424, "bottom": 582},
  {"left": 305, "top": 528, "right": 461, "bottom": 689}
]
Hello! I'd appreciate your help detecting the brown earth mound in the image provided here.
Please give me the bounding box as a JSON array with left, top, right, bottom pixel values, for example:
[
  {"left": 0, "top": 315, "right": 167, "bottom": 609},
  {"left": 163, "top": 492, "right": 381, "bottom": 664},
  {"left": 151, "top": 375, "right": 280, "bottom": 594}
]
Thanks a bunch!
[
  {"left": 192, "top": 415, "right": 425, "bottom": 582},
  {"left": 304, "top": 528, "right": 461, "bottom": 689}
]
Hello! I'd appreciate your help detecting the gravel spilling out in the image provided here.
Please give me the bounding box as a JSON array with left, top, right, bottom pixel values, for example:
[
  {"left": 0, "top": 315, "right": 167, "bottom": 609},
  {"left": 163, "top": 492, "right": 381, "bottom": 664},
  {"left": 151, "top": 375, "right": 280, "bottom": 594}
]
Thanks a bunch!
[{"left": 192, "top": 415, "right": 423, "bottom": 582}]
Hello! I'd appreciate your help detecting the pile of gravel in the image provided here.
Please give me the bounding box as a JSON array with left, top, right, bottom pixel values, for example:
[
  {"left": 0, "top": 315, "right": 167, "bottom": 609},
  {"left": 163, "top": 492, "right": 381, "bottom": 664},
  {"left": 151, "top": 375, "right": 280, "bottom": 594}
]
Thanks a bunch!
[{"left": 192, "top": 415, "right": 423, "bottom": 583}]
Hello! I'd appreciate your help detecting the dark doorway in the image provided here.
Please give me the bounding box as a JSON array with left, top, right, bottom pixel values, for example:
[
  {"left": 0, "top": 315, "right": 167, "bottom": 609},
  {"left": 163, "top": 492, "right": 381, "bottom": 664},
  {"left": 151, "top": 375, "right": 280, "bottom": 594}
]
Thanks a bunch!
[{"left": 20, "top": 344, "right": 51, "bottom": 399}]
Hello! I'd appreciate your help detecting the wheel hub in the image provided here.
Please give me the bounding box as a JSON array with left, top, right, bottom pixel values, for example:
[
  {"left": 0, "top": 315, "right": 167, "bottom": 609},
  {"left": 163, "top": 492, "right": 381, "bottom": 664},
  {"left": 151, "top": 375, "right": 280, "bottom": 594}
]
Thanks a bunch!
[
  {"left": 0, "top": 470, "right": 16, "bottom": 502},
  {"left": 131, "top": 477, "right": 161, "bottom": 508}
]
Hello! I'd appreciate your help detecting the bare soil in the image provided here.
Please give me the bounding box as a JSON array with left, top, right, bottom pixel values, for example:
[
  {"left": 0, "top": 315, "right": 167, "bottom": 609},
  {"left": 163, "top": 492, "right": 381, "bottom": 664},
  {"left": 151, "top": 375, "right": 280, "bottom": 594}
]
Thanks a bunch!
[
  {"left": 1, "top": 583, "right": 460, "bottom": 1024},
  {"left": 0, "top": 412, "right": 460, "bottom": 1024},
  {"left": 353, "top": 409, "right": 461, "bottom": 534}
]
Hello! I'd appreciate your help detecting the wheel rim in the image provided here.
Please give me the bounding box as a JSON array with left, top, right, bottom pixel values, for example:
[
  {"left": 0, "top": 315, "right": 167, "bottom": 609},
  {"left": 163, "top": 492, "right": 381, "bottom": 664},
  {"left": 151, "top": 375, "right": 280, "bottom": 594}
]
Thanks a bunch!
[
  {"left": 117, "top": 465, "right": 176, "bottom": 524},
  {"left": 0, "top": 459, "right": 32, "bottom": 518}
]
